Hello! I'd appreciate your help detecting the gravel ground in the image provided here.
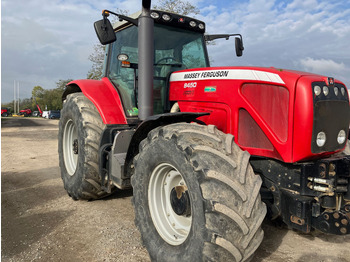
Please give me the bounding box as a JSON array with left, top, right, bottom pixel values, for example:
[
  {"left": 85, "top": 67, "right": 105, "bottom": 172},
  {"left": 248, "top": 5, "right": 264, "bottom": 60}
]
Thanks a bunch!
[{"left": 1, "top": 117, "right": 350, "bottom": 262}]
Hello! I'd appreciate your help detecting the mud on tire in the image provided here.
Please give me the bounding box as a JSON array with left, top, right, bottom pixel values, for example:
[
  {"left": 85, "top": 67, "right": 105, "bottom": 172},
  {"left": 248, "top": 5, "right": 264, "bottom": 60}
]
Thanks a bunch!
[
  {"left": 132, "top": 123, "right": 267, "bottom": 261},
  {"left": 58, "top": 93, "right": 111, "bottom": 200}
]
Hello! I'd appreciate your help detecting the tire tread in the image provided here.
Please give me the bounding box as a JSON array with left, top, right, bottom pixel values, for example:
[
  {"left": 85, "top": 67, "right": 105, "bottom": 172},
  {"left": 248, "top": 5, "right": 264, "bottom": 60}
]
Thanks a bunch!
[
  {"left": 58, "top": 93, "right": 112, "bottom": 200},
  {"left": 132, "top": 122, "right": 266, "bottom": 261}
]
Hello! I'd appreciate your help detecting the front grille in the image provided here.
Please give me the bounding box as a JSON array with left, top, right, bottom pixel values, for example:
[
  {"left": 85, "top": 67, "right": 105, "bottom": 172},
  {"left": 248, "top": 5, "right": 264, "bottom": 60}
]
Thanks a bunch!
[{"left": 311, "top": 82, "right": 350, "bottom": 154}]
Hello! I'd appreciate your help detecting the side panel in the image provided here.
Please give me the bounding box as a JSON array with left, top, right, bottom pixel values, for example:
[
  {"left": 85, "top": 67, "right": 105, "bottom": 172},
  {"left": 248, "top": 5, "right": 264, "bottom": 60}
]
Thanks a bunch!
[
  {"left": 170, "top": 67, "right": 299, "bottom": 162},
  {"left": 64, "top": 77, "right": 127, "bottom": 125}
]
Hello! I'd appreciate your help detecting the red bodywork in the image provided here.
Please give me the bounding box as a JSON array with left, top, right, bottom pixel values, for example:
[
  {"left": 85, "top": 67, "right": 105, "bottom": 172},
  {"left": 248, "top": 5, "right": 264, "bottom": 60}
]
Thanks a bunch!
[
  {"left": 34, "top": 98, "right": 43, "bottom": 116},
  {"left": 19, "top": 109, "right": 32, "bottom": 115},
  {"left": 36, "top": 105, "right": 43, "bottom": 116},
  {"left": 169, "top": 66, "right": 349, "bottom": 163},
  {"left": 70, "top": 66, "right": 348, "bottom": 163},
  {"left": 67, "top": 78, "right": 127, "bottom": 125},
  {"left": 1, "top": 108, "right": 9, "bottom": 115}
]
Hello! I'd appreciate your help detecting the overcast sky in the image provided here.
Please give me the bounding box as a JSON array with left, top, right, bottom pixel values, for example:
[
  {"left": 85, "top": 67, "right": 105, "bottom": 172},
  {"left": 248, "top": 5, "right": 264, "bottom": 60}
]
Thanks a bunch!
[{"left": 1, "top": 0, "right": 350, "bottom": 103}]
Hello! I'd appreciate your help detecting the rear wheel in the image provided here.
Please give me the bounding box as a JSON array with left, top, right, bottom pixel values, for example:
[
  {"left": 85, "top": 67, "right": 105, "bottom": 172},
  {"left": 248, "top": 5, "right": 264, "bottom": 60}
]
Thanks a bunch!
[
  {"left": 132, "top": 123, "right": 266, "bottom": 261},
  {"left": 58, "top": 93, "right": 111, "bottom": 200},
  {"left": 2, "top": 112, "right": 8, "bottom": 117}
]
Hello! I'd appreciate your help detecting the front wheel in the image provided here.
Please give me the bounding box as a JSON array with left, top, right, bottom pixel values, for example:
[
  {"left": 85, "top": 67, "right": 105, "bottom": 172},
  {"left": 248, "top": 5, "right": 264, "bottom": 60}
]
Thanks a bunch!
[
  {"left": 58, "top": 93, "right": 111, "bottom": 200},
  {"left": 132, "top": 123, "right": 266, "bottom": 261}
]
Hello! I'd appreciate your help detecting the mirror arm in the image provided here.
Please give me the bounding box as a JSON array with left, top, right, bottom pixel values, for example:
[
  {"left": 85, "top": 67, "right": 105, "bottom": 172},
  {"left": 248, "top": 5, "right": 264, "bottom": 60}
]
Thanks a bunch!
[
  {"left": 205, "top": 33, "right": 243, "bottom": 43},
  {"left": 102, "top": 10, "right": 138, "bottom": 26}
]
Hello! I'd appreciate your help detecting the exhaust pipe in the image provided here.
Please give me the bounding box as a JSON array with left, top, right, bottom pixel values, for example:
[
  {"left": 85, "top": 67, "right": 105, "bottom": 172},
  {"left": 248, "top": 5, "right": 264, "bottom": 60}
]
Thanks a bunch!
[{"left": 138, "top": 0, "right": 154, "bottom": 120}]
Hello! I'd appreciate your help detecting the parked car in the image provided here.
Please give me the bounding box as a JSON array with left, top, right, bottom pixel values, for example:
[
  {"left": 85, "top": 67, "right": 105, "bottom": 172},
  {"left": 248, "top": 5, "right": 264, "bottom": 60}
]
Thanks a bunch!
[
  {"left": 49, "top": 110, "right": 60, "bottom": 119},
  {"left": 42, "top": 111, "right": 49, "bottom": 118},
  {"left": 32, "top": 111, "right": 40, "bottom": 117}
]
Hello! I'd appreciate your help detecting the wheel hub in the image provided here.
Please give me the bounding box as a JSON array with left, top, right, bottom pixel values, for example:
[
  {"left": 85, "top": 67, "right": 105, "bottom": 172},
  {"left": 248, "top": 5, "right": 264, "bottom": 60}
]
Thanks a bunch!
[
  {"left": 148, "top": 163, "right": 192, "bottom": 245},
  {"left": 73, "top": 139, "right": 79, "bottom": 154},
  {"left": 170, "top": 186, "right": 191, "bottom": 217},
  {"left": 63, "top": 119, "right": 78, "bottom": 176}
]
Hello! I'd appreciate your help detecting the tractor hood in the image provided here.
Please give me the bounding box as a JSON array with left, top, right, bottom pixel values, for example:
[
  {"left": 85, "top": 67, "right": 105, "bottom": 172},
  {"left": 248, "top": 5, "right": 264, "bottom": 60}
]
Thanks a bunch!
[
  {"left": 169, "top": 66, "right": 324, "bottom": 94},
  {"left": 169, "top": 66, "right": 349, "bottom": 163},
  {"left": 169, "top": 66, "right": 345, "bottom": 106}
]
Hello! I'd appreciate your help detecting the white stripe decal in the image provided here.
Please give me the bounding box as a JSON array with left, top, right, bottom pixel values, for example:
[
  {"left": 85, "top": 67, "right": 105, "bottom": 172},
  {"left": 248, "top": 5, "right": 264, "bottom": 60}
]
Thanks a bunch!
[{"left": 169, "top": 69, "right": 285, "bottom": 84}]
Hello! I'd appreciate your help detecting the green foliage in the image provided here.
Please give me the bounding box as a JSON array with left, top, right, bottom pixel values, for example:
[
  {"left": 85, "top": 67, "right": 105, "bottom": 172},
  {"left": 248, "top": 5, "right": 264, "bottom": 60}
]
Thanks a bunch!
[
  {"left": 31, "top": 86, "right": 45, "bottom": 110},
  {"left": 39, "top": 79, "right": 73, "bottom": 110},
  {"left": 32, "top": 86, "right": 45, "bottom": 98},
  {"left": 1, "top": 79, "right": 75, "bottom": 113}
]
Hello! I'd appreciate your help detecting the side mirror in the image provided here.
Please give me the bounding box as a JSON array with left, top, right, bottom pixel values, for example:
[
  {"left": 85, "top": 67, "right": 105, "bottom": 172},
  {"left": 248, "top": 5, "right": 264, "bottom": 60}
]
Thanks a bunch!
[
  {"left": 94, "top": 19, "right": 116, "bottom": 45},
  {"left": 235, "top": 37, "right": 244, "bottom": 57}
]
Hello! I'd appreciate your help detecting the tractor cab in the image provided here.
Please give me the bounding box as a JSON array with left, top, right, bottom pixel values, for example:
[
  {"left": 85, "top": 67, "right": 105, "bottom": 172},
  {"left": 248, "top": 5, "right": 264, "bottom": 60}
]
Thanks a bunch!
[{"left": 101, "top": 11, "right": 210, "bottom": 117}]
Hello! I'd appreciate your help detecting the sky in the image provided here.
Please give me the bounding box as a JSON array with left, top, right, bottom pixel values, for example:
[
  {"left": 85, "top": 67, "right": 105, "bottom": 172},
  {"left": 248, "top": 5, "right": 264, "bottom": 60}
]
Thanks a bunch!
[{"left": 1, "top": 0, "right": 350, "bottom": 103}]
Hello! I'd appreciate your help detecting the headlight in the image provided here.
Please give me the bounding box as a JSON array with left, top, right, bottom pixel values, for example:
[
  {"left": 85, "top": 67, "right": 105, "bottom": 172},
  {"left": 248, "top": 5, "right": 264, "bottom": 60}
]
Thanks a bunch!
[
  {"left": 117, "top": 54, "right": 129, "bottom": 61},
  {"left": 189, "top": 21, "right": 197, "bottom": 27},
  {"left": 198, "top": 23, "right": 205, "bottom": 30},
  {"left": 337, "top": 130, "right": 346, "bottom": 144},
  {"left": 341, "top": 87, "right": 346, "bottom": 96},
  {"left": 150, "top": 12, "right": 160, "bottom": 19},
  {"left": 334, "top": 87, "right": 339, "bottom": 96},
  {"left": 323, "top": 86, "right": 329, "bottom": 96},
  {"left": 162, "top": 14, "right": 171, "bottom": 21},
  {"left": 316, "top": 132, "right": 326, "bottom": 147},
  {"left": 314, "top": 85, "right": 321, "bottom": 96}
]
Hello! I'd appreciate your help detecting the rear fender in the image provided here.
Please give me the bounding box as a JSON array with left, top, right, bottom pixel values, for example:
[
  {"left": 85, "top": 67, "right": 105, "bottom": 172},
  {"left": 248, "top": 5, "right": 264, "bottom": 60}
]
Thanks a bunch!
[{"left": 63, "top": 77, "right": 127, "bottom": 125}]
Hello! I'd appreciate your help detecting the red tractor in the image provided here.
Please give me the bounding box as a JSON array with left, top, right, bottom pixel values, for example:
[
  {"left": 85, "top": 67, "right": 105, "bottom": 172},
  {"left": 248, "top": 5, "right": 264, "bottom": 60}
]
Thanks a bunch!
[
  {"left": 58, "top": 1, "right": 350, "bottom": 261},
  {"left": 1, "top": 107, "right": 11, "bottom": 117},
  {"left": 18, "top": 108, "right": 32, "bottom": 117}
]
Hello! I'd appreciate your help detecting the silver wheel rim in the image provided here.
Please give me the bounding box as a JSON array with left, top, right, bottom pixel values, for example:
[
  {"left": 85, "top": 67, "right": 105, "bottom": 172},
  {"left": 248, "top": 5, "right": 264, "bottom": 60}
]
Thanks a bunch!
[
  {"left": 63, "top": 119, "right": 78, "bottom": 176},
  {"left": 148, "top": 163, "right": 192, "bottom": 245}
]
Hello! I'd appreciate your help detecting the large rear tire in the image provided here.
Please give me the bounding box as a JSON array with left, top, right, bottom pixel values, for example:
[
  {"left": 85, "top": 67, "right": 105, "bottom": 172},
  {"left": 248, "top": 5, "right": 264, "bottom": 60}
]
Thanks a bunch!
[
  {"left": 58, "top": 93, "right": 111, "bottom": 200},
  {"left": 132, "top": 123, "right": 266, "bottom": 261}
]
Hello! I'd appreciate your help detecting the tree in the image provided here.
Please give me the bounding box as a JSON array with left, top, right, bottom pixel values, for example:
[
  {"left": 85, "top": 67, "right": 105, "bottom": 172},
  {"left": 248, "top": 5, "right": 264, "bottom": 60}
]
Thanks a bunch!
[
  {"left": 30, "top": 79, "right": 72, "bottom": 111},
  {"left": 56, "top": 79, "right": 73, "bottom": 91},
  {"left": 153, "top": 0, "right": 200, "bottom": 16},
  {"left": 87, "top": 44, "right": 106, "bottom": 80},
  {"left": 32, "top": 86, "right": 45, "bottom": 109},
  {"left": 32, "top": 86, "right": 45, "bottom": 98}
]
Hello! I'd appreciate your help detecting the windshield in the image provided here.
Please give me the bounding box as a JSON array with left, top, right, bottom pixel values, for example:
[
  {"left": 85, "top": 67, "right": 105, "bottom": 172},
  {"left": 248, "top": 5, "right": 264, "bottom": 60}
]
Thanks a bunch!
[{"left": 107, "top": 24, "right": 209, "bottom": 116}]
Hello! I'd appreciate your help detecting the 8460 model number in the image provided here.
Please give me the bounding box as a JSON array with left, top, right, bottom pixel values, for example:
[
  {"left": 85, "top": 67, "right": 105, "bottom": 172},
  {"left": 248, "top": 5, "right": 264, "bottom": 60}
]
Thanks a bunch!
[{"left": 184, "top": 82, "right": 197, "bottom": 88}]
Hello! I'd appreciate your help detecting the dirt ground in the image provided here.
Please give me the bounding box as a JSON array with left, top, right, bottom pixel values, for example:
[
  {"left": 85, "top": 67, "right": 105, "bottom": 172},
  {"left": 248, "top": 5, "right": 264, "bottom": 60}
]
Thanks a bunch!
[{"left": 1, "top": 117, "right": 350, "bottom": 262}]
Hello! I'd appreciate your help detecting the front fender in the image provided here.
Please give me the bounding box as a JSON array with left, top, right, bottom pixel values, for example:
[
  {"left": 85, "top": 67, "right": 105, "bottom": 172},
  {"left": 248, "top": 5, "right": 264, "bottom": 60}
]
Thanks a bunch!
[
  {"left": 123, "top": 112, "right": 209, "bottom": 177},
  {"left": 63, "top": 77, "right": 127, "bottom": 125}
]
